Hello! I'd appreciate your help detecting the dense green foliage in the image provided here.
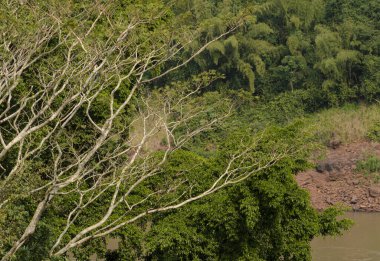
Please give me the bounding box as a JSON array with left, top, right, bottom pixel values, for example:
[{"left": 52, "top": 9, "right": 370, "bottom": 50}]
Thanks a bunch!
[
  {"left": 92, "top": 124, "right": 351, "bottom": 261},
  {"left": 1, "top": 0, "right": 378, "bottom": 260},
  {"left": 168, "top": 0, "right": 379, "bottom": 107}
]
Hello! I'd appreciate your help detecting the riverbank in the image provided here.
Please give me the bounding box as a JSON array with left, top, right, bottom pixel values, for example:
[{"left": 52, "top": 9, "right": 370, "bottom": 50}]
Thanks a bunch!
[{"left": 296, "top": 141, "right": 380, "bottom": 212}]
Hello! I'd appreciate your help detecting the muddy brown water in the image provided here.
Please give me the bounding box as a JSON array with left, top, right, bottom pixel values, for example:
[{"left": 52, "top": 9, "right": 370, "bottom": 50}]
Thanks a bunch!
[{"left": 312, "top": 212, "right": 380, "bottom": 261}]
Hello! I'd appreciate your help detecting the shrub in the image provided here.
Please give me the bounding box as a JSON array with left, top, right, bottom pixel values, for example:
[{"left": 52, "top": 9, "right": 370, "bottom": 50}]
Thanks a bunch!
[
  {"left": 355, "top": 155, "right": 380, "bottom": 183},
  {"left": 367, "top": 122, "right": 380, "bottom": 142}
]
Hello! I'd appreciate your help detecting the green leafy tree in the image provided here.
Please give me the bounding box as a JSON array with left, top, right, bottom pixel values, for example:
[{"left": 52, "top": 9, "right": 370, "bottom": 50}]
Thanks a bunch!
[{"left": 106, "top": 125, "right": 352, "bottom": 261}]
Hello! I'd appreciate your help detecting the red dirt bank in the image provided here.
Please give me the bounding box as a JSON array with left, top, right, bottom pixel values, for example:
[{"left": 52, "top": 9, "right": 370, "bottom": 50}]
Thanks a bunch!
[{"left": 296, "top": 141, "right": 380, "bottom": 212}]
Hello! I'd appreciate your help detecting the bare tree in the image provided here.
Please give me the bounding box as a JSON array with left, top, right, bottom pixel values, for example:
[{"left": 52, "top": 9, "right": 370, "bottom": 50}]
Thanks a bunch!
[{"left": 0, "top": 1, "right": 294, "bottom": 259}]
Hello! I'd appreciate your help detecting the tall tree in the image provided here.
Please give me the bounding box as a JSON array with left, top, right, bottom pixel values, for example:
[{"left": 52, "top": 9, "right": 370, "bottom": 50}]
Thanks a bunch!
[{"left": 0, "top": 0, "right": 304, "bottom": 259}]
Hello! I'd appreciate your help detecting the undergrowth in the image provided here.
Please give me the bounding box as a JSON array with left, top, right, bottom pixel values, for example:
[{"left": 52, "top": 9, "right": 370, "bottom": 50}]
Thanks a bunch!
[
  {"left": 355, "top": 155, "right": 380, "bottom": 183},
  {"left": 305, "top": 103, "right": 380, "bottom": 145}
]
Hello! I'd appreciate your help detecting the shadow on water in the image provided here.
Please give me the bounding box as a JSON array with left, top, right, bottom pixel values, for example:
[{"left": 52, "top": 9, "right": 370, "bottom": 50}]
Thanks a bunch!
[{"left": 312, "top": 212, "right": 380, "bottom": 261}]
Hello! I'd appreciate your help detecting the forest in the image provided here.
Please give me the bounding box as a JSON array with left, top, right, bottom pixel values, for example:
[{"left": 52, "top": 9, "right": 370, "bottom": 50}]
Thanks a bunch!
[{"left": 0, "top": 0, "right": 379, "bottom": 260}]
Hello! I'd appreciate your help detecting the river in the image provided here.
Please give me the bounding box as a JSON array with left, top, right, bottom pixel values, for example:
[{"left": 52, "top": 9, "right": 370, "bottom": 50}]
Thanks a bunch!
[{"left": 312, "top": 212, "right": 380, "bottom": 261}]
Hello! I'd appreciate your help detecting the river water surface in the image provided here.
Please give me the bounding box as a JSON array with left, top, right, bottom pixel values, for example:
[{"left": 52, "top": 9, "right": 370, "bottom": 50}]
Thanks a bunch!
[{"left": 312, "top": 212, "right": 380, "bottom": 261}]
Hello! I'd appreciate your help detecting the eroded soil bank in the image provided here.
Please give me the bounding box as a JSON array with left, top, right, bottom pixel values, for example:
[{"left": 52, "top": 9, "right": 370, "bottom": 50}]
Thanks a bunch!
[{"left": 296, "top": 141, "right": 380, "bottom": 212}]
